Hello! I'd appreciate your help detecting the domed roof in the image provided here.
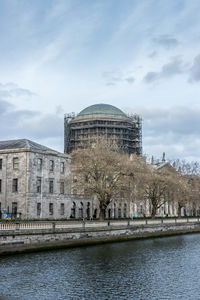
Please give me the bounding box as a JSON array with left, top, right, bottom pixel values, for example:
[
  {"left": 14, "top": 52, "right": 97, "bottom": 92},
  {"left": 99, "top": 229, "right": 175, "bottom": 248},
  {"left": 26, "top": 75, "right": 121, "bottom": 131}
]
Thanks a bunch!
[{"left": 78, "top": 104, "right": 126, "bottom": 117}]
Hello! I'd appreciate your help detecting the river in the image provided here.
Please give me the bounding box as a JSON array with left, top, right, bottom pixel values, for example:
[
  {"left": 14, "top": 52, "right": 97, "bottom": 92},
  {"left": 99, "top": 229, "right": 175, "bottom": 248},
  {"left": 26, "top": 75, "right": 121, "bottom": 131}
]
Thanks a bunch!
[{"left": 0, "top": 234, "right": 200, "bottom": 300}]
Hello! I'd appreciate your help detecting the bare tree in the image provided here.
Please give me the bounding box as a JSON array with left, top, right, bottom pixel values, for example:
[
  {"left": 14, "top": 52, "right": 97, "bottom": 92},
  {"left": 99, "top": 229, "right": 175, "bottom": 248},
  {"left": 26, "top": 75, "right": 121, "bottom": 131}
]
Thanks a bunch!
[
  {"left": 72, "top": 139, "right": 200, "bottom": 220},
  {"left": 140, "top": 162, "right": 191, "bottom": 218},
  {"left": 185, "top": 175, "right": 200, "bottom": 216},
  {"left": 171, "top": 159, "right": 200, "bottom": 216},
  {"left": 171, "top": 174, "right": 191, "bottom": 217},
  {"left": 170, "top": 159, "right": 200, "bottom": 175},
  {"left": 71, "top": 138, "right": 136, "bottom": 220},
  {"left": 141, "top": 166, "right": 173, "bottom": 217}
]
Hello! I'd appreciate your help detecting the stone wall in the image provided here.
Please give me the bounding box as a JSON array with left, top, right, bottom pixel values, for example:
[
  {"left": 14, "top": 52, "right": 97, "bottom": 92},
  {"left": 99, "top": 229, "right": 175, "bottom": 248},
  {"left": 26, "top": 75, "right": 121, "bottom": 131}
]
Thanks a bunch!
[{"left": 0, "top": 218, "right": 200, "bottom": 255}]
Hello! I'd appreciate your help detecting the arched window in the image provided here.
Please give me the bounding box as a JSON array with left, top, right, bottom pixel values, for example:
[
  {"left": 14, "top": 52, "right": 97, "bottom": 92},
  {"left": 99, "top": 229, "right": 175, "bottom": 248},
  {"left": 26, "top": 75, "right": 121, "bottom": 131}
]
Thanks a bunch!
[
  {"left": 108, "top": 208, "right": 111, "bottom": 219},
  {"left": 93, "top": 208, "right": 97, "bottom": 219},
  {"left": 71, "top": 202, "right": 76, "bottom": 218},
  {"left": 86, "top": 202, "right": 90, "bottom": 219},
  {"left": 79, "top": 202, "right": 83, "bottom": 219}
]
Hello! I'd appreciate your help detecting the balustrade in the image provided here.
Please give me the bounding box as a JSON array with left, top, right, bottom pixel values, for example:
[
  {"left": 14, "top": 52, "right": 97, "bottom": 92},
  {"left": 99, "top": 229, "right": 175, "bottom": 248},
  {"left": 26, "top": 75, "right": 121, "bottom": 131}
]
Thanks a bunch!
[{"left": 0, "top": 217, "right": 199, "bottom": 232}]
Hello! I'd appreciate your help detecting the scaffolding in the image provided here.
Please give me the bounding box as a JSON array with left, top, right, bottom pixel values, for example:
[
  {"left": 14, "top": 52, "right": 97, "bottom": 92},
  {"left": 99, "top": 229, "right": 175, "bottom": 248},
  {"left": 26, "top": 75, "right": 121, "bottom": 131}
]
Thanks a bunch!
[{"left": 64, "top": 111, "right": 142, "bottom": 155}]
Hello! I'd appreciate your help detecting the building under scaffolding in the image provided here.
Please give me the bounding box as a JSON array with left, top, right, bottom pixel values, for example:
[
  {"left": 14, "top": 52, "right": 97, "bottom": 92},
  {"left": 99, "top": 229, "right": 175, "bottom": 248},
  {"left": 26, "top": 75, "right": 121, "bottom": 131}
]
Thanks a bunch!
[{"left": 64, "top": 104, "right": 142, "bottom": 155}]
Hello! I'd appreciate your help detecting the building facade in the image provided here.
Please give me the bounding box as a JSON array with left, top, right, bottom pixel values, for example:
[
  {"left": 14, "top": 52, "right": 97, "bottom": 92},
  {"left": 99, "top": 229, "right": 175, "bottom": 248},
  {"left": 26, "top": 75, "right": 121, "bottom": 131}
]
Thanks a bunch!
[
  {"left": 0, "top": 139, "right": 102, "bottom": 220},
  {"left": 0, "top": 139, "right": 72, "bottom": 219},
  {"left": 64, "top": 104, "right": 142, "bottom": 155},
  {"left": 0, "top": 138, "right": 141, "bottom": 220},
  {"left": 0, "top": 139, "right": 196, "bottom": 220}
]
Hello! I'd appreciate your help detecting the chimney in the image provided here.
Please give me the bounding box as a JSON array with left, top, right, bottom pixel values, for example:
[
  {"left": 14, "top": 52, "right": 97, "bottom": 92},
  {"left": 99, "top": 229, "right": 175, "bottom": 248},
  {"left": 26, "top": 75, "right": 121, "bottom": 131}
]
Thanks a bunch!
[{"left": 162, "top": 152, "right": 166, "bottom": 162}]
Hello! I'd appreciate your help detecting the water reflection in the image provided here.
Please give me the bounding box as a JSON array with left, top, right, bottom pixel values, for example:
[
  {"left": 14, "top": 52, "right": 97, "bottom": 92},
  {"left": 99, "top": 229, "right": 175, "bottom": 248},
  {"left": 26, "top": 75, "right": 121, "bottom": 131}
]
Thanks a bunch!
[{"left": 0, "top": 234, "right": 200, "bottom": 299}]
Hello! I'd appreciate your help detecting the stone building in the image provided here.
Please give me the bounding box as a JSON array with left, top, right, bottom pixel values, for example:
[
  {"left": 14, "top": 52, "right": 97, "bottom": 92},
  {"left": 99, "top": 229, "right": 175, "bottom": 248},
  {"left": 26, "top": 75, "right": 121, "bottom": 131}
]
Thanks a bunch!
[
  {"left": 64, "top": 103, "right": 142, "bottom": 155},
  {"left": 0, "top": 139, "right": 73, "bottom": 219},
  {"left": 0, "top": 139, "right": 127, "bottom": 220}
]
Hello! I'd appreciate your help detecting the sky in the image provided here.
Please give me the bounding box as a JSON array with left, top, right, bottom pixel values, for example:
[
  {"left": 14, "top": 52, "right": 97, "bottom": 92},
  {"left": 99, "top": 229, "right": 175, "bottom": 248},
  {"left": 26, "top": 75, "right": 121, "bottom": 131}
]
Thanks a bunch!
[{"left": 0, "top": 0, "right": 200, "bottom": 161}]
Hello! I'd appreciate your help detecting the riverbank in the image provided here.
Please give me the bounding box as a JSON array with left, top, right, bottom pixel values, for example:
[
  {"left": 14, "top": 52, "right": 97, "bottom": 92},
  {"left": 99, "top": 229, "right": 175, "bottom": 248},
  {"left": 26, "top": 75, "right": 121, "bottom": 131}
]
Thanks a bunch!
[{"left": 1, "top": 218, "right": 200, "bottom": 255}]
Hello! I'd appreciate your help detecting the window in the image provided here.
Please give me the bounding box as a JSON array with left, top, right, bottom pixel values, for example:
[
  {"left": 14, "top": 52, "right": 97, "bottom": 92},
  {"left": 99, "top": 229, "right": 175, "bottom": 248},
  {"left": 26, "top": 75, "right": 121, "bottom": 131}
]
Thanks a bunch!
[
  {"left": 37, "top": 158, "right": 42, "bottom": 170},
  {"left": 12, "top": 179, "right": 18, "bottom": 192},
  {"left": 86, "top": 202, "right": 90, "bottom": 219},
  {"left": 49, "top": 180, "right": 54, "bottom": 193},
  {"left": 71, "top": 202, "right": 76, "bottom": 218},
  {"left": 60, "top": 182, "right": 64, "bottom": 194},
  {"left": 0, "top": 159, "right": 2, "bottom": 169},
  {"left": 60, "top": 203, "right": 64, "bottom": 215},
  {"left": 0, "top": 179, "right": 1, "bottom": 193},
  {"left": 13, "top": 158, "right": 19, "bottom": 169},
  {"left": 49, "top": 160, "right": 54, "bottom": 171},
  {"left": 37, "top": 178, "right": 41, "bottom": 193},
  {"left": 79, "top": 202, "right": 83, "bottom": 218},
  {"left": 12, "top": 202, "right": 17, "bottom": 215},
  {"left": 60, "top": 162, "right": 64, "bottom": 174},
  {"left": 37, "top": 203, "right": 41, "bottom": 216},
  {"left": 49, "top": 203, "right": 53, "bottom": 215}
]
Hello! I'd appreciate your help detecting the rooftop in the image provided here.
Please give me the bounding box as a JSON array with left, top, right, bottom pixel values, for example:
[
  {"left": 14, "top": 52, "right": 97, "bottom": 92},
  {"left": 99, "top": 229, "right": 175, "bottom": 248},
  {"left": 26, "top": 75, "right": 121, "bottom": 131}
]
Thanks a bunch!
[
  {"left": 78, "top": 104, "right": 126, "bottom": 117},
  {"left": 0, "top": 139, "right": 57, "bottom": 152}
]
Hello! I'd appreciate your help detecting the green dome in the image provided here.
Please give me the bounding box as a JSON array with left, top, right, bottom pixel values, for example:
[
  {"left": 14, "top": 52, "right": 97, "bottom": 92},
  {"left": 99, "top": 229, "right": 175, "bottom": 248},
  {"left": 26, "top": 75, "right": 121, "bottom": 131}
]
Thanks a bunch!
[{"left": 78, "top": 104, "right": 126, "bottom": 117}]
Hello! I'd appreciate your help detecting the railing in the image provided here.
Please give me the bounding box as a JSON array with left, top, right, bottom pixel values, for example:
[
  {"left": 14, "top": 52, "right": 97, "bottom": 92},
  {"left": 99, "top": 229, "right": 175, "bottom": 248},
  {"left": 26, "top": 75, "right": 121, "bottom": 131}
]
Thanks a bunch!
[
  {"left": 0, "top": 223, "right": 52, "bottom": 231},
  {"left": 0, "top": 218, "right": 199, "bottom": 232}
]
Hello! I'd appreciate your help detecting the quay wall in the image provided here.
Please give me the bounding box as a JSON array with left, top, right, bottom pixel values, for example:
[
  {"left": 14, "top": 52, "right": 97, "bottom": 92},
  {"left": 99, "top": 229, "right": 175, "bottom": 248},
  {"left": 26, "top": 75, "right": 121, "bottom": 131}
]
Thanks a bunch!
[{"left": 1, "top": 218, "right": 200, "bottom": 255}]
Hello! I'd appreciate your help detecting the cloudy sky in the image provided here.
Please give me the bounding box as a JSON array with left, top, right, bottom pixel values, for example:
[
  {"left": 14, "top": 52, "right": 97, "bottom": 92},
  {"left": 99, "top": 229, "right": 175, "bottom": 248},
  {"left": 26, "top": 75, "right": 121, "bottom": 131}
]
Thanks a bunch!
[{"left": 0, "top": 0, "right": 200, "bottom": 161}]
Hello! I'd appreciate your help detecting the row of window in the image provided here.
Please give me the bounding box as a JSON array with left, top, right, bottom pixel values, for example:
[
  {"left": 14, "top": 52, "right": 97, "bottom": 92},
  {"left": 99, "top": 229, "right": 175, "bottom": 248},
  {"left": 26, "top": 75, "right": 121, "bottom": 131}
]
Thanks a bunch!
[
  {"left": 37, "top": 159, "right": 65, "bottom": 173},
  {"left": 37, "top": 203, "right": 127, "bottom": 218},
  {"left": 0, "top": 178, "right": 66, "bottom": 194},
  {"left": 37, "top": 202, "right": 92, "bottom": 218},
  {"left": 0, "top": 201, "right": 127, "bottom": 219},
  {"left": 37, "top": 178, "right": 65, "bottom": 194},
  {"left": 71, "top": 121, "right": 133, "bottom": 127},
  {"left": 0, "top": 202, "right": 83, "bottom": 217},
  {"left": 37, "top": 203, "right": 65, "bottom": 216},
  {"left": 0, "top": 158, "right": 65, "bottom": 174}
]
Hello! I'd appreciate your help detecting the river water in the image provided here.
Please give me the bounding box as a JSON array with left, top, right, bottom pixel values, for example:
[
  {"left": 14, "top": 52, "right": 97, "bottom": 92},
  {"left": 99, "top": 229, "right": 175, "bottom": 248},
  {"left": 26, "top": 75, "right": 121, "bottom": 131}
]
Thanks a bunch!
[{"left": 0, "top": 234, "right": 200, "bottom": 300}]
